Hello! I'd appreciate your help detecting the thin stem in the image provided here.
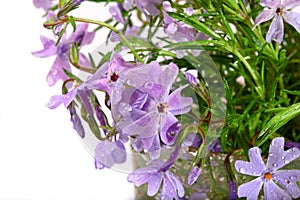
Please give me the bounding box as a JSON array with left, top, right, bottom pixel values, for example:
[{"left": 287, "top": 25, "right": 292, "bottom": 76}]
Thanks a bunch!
[{"left": 44, "top": 16, "right": 144, "bottom": 63}]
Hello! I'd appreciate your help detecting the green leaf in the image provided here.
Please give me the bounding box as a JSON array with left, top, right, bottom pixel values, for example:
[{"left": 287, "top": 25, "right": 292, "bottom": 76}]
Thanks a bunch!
[
  {"left": 256, "top": 102, "right": 300, "bottom": 146},
  {"left": 69, "top": 16, "right": 77, "bottom": 32},
  {"left": 167, "top": 12, "right": 221, "bottom": 39}
]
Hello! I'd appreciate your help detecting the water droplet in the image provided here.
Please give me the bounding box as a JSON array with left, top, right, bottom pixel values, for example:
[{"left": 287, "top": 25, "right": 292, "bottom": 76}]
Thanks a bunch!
[
  {"left": 269, "top": 153, "right": 274, "bottom": 157},
  {"left": 280, "top": 145, "right": 284, "bottom": 149},
  {"left": 290, "top": 176, "right": 295, "bottom": 180},
  {"left": 127, "top": 174, "right": 134, "bottom": 182},
  {"left": 144, "top": 82, "right": 154, "bottom": 89},
  {"left": 272, "top": 163, "right": 277, "bottom": 167},
  {"left": 239, "top": 167, "right": 246, "bottom": 173},
  {"left": 285, "top": 160, "right": 289, "bottom": 164},
  {"left": 249, "top": 165, "right": 253, "bottom": 169},
  {"left": 281, "top": 156, "right": 285, "bottom": 160}
]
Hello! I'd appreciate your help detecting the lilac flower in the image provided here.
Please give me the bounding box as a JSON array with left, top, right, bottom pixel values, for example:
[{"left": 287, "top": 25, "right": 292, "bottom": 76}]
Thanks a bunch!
[
  {"left": 136, "top": 0, "right": 163, "bottom": 16},
  {"left": 163, "top": 2, "right": 208, "bottom": 58},
  {"left": 94, "top": 140, "right": 126, "bottom": 169},
  {"left": 127, "top": 147, "right": 185, "bottom": 199},
  {"left": 32, "top": 23, "right": 95, "bottom": 86},
  {"left": 112, "top": 62, "right": 193, "bottom": 151},
  {"left": 188, "top": 166, "right": 201, "bottom": 185},
  {"left": 69, "top": 103, "right": 85, "bottom": 138},
  {"left": 109, "top": 5, "right": 125, "bottom": 24},
  {"left": 33, "top": 0, "right": 53, "bottom": 10},
  {"left": 254, "top": 0, "right": 300, "bottom": 43},
  {"left": 73, "top": 0, "right": 85, "bottom": 6},
  {"left": 97, "top": 53, "right": 134, "bottom": 96},
  {"left": 229, "top": 180, "right": 237, "bottom": 200},
  {"left": 235, "top": 137, "right": 300, "bottom": 199}
]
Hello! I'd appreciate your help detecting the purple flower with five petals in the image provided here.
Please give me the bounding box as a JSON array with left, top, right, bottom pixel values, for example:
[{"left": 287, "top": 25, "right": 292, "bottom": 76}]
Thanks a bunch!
[
  {"left": 33, "top": 0, "right": 53, "bottom": 10},
  {"left": 32, "top": 23, "right": 95, "bottom": 86},
  {"left": 112, "top": 62, "right": 193, "bottom": 152},
  {"left": 235, "top": 137, "right": 300, "bottom": 199},
  {"left": 254, "top": 0, "right": 300, "bottom": 43},
  {"left": 127, "top": 147, "right": 185, "bottom": 199}
]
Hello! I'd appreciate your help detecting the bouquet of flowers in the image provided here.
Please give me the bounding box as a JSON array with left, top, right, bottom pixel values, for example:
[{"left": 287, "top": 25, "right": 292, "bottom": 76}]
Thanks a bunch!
[{"left": 32, "top": 0, "right": 300, "bottom": 199}]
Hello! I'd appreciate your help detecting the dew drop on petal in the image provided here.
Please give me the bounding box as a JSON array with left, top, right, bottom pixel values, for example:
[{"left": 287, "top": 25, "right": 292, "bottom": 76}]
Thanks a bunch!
[
  {"left": 127, "top": 174, "right": 134, "bottom": 182},
  {"left": 239, "top": 167, "right": 246, "bottom": 173},
  {"left": 272, "top": 163, "right": 277, "bottom": 167}
]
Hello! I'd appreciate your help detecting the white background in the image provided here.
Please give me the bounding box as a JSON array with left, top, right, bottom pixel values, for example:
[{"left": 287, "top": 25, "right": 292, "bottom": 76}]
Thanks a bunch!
[{"left": 0, "top": 1, "right": 135, "bottom": 199}]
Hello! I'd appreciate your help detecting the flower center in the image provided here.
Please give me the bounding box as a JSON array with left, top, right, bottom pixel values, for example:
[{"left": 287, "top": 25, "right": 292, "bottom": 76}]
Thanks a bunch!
[
  {"left": 276, "top": 7, "right": 283, "bottom": 16},
  {"left": 264, "top": 172, "right": 272, "bottom": 181},
  {"left": 157, "top": 103, "right": 168, "bottom": 113},
  {"left": 110, "top": 72, "right": 119, "bottom": 82}
]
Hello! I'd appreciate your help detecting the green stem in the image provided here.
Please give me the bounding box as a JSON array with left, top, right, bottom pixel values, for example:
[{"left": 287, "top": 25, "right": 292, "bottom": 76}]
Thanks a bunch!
[
  {"left": 72, "top": 17, "right": 144, "bottom": 63},
  {"left": 233, "top": 49, "right": 265, "bottom": 99}
]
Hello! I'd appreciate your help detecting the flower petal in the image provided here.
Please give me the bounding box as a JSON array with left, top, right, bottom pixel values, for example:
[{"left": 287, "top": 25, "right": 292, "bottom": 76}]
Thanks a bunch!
[
  {"left": 160, "top": 112, "right": 179, "bottom": 145},
  {"left": 46, "top": 56, "right": 71, "bottom": 86},
  {"left": 254, "top": 9, "right": 275, "bottom": 28},
  {"left": 109, "top": 6, "right": 125, "bottom": 24},
  {"left": 274, "top": 170, "right": 300, "bottom": 198},
  {"left": 264, "top": 180, "right": 291, "bottom": 200},
  {"left": 235, "top": 147, "right": 265, "bottom": 176},
  {"left": 267, "top": 137, "right": 300, "bottom": 171},
  {"left": 147, "top": 173, "right": 163, "bottom": 196},
  {"left": 167, "top": 85, "right": 193, "bottom": 115},
  {"left": 282, "top": 0, "right": 300, "bottom": 9},
  {"left": 284, "top": 11, "right": 300, "bottom": 33},
  {"left": 168, "top": 172, "right": 185, "bottom": 198},
  {"left": 47, "top": 89, "right": 77, "bottom": 109},
  {"left": 31, "top": 36, "right": 57, "bottom": 58},
  {"left": 237, "top": 177, "right": 263, "bottom": 199},
  {"left": 260, "top": 0, "right": 281, "bottom": 8},
  {"left": 266, "top": 15, "right": 284, "bottom": 43}
]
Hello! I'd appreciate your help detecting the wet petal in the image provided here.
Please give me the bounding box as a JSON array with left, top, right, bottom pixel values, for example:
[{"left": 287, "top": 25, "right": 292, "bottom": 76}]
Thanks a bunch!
[
  {"left": 237, "top": 177, "right": 263, "bottom": 199},
  {"left": 266, "top": 15, "right": 284, "bottom": 43},
  {"left": 161, "top": 173, "right": 179, "bottom": 199},
  {"left": 47, "top": 89, "right": 77, "bottom": 109},
  {"left": 264, "top": 180, "right": 291, "bottom": 200},
  {"left": 267, "top": 137, "right": 300, "bottom": 171},
  {"left": 147, "top": 173, "right": 163, "bottom": 196},
  {"left": 169, "top": 172, "right": 185, "bottom": 198},
  {"left": 78, "top": 53, "right": 91, "bottom": 67},
  {"left": 46, "top": 56, "right": 71, "bottom": 86},
  {"left": 254, "top": 9, "right": 275, "bottom": 28},
  {"left": 123, "top": 0, "right": 133, "bottom": 10},
  {"left": 284, "top": 11, "right": 300, "bottom": 33},
  {"left": 128, "top": 165, "right": 158, "bottom": 186},
  {"left": 69, "top": 104, "right": 85, "bottom": 138},
  {"left": 274, "top": 170, "right": 300, "bottom": 198},
  {"left": 167, "top": 85, "right": 193, "bottom": 115},
  {"left": 235, "top": 147, "right": 265, "bottom": 176}
]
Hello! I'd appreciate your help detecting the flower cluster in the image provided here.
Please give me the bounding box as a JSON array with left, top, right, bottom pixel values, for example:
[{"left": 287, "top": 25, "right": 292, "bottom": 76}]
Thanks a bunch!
[{"left": 33, "top": 0, "right": 300, "bottom": 199}]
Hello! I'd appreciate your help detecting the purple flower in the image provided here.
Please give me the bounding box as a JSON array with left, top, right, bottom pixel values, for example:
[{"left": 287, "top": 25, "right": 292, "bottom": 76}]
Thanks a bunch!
[
  {"left": 136, "top": 0, "right": 163, "bottom": 16},
  {"left": 235, "top": 137, "right": 300, "bottom": 199},
  {"left": 254, "top": 0, "right": 300, "bottom": 43},
  {"left": 127, "top": 147, "right": 184, "bottom": 199},
  {"left": 69, "top": 103, "right": 85, "bottom": 138},
  {"left": 97, "top": 53, "right": 134, "bottom": 96},
  {"left": 109, "top": 5, "right": 125, "bottom": 24},
  {"left": 94, "top": 140, "right": 126, "bottom": 169},
  {"left": 188, "top": 166, "right": 201, "bottom": 185},
  {"left": 110, "top": 26, "right": 140, "bottom": 42},
  {"left": 73, "top": 0, "right": 85, "bottom": 6},
  {"left": 112, "top": 62, "right": 193, "bottom": 151},
  {"left": 229, "top": 180, "right": 237, "bottom": 200},
  {"left": 33, "top": 0, "right": 53, "bottom": 10},
  {"left": 185, "top": 72, "right": 200, "bottom": 87},
  {"left": 32, "top": 23, "right": 95, "bottom": 86},
  {"left": 47, "top": 61, "right": 107, "bottom": 110},
  {"left": 285, "top": 140, "right": 300, "bottom": 150},
  {"left": 163, "top": 2, "right": 208, "bottom": 58}
]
